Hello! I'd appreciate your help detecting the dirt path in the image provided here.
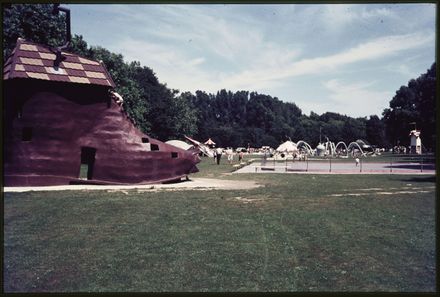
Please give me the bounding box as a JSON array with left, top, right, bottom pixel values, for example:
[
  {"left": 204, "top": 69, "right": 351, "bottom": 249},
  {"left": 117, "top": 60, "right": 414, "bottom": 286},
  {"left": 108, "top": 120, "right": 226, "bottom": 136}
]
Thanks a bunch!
[{"left": 4, "top": 178, "right": 261, "bottom": 193}]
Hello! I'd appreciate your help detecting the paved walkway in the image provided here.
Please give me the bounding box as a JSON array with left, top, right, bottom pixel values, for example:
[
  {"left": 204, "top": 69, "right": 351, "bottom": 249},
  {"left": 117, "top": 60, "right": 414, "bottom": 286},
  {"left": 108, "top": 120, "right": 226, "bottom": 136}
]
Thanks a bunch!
[
  {"left": 234, "top": 160, "right": 436, "bottom": 175},
  {"left": 4, "top": 178, "right": 261, "bottom": 193},
  {"left": 5, "top": 161, "right": 435, "bottom": 193}
]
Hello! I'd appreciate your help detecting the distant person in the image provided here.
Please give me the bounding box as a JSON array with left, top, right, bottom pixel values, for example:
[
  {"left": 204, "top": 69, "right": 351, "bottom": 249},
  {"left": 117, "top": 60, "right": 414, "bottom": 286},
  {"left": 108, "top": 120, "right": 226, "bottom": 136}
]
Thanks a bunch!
[
  {"left": 213, "top": 149, "right": 217, "bottom": 164},
  {"left": 355, "top": 157, "right": 360, "bottom": 167},
  {"left": 262, "top": 149, "right": 268, "bottom": 165},
  {"left": 216, "top": 147, "right": 223, "bottom": 165},
  {"left": 226, "top": 148, "right": 234, "bottom": 164},
  {"left": 239, "top": 150, "right": 244, "bottom": 163}
]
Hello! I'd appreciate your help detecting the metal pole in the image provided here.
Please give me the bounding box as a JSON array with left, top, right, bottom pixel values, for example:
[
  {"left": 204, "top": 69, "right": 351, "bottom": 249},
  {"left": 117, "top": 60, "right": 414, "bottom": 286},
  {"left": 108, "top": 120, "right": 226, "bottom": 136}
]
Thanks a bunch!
[
  {"left": 306, "top": 158, "right": 308, "bottom": 172},
  {"left": 360, "top": 158, "right": 362, "bottom": 173},
  {"left": 329, "top": 157, "right": 331, "bottom": 173},
  {"left": 421, "top": 155, "right": 423, "bottom": 172},
  {"left": 390, "top": 158, "right": 392, "bottom": 173}
]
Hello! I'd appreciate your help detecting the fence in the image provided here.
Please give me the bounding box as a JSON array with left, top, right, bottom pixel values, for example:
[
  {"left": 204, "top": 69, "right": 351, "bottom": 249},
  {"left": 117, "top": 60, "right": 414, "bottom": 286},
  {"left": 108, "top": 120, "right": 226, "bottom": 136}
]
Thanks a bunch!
[{"left": 255, "top": 153, "right": 435, "bottom": 174}]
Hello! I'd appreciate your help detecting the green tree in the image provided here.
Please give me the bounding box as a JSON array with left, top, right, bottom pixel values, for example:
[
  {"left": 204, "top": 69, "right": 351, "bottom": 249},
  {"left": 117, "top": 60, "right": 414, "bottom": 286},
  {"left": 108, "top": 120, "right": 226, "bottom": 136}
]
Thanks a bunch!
[
  {"left": 366, "top": 115, "right": 387, "bottom": 147},
  {"left": 69, "top": 34, "right": 91, "bottom": 57},
  {"left": 84, "top": 46, "right": 153, "bottom": 134},
  {"left": 170, "top": 92, "right": 198, "bottom": 139},
  {"left": 191, "top": 90, "right": 217, "bottom": 141},
  {"left": 341, "top": 117, "right": 366, "bottom": 144},
  {"left": 383, "top": 63, "right": 436, "bottom": 150},
  {"left": 3, "top": 4, "right": 66, "bottom": 60}
]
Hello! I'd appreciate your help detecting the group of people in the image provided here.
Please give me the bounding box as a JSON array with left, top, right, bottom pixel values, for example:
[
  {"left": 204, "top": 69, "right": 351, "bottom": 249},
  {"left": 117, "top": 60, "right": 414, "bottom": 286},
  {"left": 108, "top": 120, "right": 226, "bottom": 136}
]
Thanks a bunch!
[{"left": 213, "top": 147, "right": 245, "bottom": 165}]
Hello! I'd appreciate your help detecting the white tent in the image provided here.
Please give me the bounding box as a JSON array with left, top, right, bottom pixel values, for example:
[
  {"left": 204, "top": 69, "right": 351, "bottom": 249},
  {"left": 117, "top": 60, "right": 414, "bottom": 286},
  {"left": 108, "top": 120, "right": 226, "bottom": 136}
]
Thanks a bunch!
[
  {"left": 204, "top": 138, "right": 216, "bottom": 147},
  {"left": 276, "top": 141, "right": 298, "bottom": 153}
]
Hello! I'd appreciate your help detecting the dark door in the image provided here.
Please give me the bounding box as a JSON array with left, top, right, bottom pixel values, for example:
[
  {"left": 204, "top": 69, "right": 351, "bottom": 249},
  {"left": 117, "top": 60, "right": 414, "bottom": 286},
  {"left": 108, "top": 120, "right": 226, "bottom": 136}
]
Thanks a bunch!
[{"left": 80, "top": 147, "right": 96, "bottom": 180}]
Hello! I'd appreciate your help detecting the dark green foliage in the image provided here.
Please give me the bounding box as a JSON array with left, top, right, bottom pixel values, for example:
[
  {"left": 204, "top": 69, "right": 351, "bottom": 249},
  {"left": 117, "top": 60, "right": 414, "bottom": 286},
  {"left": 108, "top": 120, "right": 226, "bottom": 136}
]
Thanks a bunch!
[
  {"left": 186, "top": 88, "right": 382, "bottom": 148},
  {"left": 172, "top": 92, "right": 199, "bottom": 139},
  {"left": 366, "top": 115, "right": 388, "bottom": 148},
  {"left": 3, "top": 4, "right": 66, "bottom": 59}
]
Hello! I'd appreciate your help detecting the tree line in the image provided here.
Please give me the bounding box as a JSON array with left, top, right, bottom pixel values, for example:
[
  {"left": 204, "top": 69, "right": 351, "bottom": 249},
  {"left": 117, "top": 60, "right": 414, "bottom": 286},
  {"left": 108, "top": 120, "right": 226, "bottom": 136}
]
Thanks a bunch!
[{"left": 3, "top": 4, "right": 436, "bottom": 151}]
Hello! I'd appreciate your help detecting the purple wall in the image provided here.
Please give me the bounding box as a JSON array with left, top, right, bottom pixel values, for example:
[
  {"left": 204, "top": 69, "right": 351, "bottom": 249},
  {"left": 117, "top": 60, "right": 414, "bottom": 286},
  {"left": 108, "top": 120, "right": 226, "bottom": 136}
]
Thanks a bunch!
[{"left": 4, "top": 79, "right": 200, "bottom": 186}]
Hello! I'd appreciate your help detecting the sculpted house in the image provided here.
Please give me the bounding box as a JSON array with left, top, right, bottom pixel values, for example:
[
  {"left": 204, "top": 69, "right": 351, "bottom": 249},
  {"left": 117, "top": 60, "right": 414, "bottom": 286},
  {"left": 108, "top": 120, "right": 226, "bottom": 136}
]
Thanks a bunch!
[{"left": 4, "top": 38, "right": 200, "bottom": 186}]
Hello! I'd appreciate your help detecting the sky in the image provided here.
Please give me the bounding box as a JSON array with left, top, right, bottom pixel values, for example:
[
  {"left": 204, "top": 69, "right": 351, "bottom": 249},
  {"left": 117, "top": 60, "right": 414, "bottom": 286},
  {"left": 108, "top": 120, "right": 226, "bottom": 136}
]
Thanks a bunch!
[{"left": 68, "top": 3, "right": 436, "bottom": 118}]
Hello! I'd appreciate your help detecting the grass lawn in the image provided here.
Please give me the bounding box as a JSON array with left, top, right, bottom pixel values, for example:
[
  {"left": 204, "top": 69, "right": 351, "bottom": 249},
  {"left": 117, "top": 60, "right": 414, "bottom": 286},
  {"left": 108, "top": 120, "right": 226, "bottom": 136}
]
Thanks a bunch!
[{"left": 4, "top": 156, "right": 436, "bottom": 292}]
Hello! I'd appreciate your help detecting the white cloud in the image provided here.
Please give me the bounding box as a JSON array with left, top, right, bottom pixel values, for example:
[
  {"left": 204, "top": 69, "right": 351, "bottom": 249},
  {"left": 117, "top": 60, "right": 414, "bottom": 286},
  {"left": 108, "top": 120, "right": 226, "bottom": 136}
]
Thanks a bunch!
[
  {"left": 109, "top": 4, "right": 268, "bottom": 62},
  {"left": 321, "top": 4, "right": 358, "bottom": 28},
  {"left": 322, "top": 79, "right": 392, "bottom": 117},
  {"left": 70, "top": 4, "right": 435, "bottom": 117},
  {"left": 112, "top": 28, "right": 433, "bottom": 104},
  {"left": 219, "top": 31, "right": 434, "bottom": 90},
  {"left": 112, "top": 38, "right": 215, "bottom": 92},
  {"left": 315, "top": 4, "right": 397, "bottom": 32}
]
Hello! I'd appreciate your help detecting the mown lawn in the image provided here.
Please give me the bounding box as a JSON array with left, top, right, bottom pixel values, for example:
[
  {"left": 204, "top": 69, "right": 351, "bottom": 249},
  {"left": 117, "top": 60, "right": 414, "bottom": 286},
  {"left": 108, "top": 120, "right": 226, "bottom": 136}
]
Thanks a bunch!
[{"left": 4, "top": 157, "right": 436, "bottom": 292}]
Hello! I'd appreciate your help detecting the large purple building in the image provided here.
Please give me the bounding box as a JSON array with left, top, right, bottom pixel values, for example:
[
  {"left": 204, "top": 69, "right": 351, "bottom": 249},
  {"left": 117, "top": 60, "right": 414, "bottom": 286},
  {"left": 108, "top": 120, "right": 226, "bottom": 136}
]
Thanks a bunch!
[{"left": 4, "top": 38, "right": 200, "bottom": 186}]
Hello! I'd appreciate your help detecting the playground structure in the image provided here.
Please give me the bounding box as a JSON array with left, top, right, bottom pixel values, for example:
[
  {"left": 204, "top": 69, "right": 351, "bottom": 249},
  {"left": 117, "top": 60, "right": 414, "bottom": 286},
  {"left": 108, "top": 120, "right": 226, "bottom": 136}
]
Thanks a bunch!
[
  {"left": 273, "top": 138, "right": 377, "bottom": 159},
  {"left": 409, "top": 130, "right": 422, "bottom": 154}
]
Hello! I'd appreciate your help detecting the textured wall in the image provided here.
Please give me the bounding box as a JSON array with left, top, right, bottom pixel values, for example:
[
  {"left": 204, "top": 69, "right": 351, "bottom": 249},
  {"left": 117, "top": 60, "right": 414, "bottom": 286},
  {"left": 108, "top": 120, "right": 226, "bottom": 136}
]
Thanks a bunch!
[{"left": 4, "top": 80, "right": 200, "bottom": 186}]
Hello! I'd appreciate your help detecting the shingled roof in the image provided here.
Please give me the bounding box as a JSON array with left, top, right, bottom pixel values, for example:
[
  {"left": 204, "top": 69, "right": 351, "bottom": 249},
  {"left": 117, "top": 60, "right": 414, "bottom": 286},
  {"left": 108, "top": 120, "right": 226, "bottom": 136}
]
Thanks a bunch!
[{"left": 3, "top": 38, "right": 115, "bottom": 88}]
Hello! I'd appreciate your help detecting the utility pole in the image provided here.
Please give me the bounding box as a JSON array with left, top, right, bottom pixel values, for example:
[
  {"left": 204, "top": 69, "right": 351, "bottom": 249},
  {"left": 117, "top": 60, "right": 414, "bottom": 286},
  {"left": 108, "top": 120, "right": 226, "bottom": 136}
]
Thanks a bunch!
[
  {"left": 319, "top": 127, "right": 322, "bottom": 144},
  {"left": 410, "top": 122, "right": 417, "bottom": 130}
]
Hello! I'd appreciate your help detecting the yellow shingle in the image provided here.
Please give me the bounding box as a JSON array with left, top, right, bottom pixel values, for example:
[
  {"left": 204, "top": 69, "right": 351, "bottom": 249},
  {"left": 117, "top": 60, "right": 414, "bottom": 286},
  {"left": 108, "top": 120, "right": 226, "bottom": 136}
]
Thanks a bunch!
[
  {"left": 62, "top": 62, "right": 84, "bottom": 70},
  {"left": 39, "top": 52, "right": 56, "bottom": 60},
  {"left": 85, "top": 71, "right": 106, "bottom": 79},
  {"left": 69, "top": 76, "right": 90, "bottom": 84},
  {"left": 78, "top": 57, "right": 100, "bottom": 65},
  {"left": 20, "top": 44, "right": 38, "bottom": 51},
  {"left": 20, "top": 57, "right": 44, "bottom": 66},
  {"left": 15, "top": 64, "right": 26, "bottom": 71},
  {"left": 27, "top": 72, "right": 50, "bottom": 80}
]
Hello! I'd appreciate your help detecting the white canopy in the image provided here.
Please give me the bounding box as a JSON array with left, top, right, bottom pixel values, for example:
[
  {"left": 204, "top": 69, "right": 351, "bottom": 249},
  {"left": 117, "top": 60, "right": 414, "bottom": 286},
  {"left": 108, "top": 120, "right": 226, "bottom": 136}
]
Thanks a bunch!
[
  {"left": 276, "top": 141, "right": 298, "bottom": 153},
  {"left": 204, "top": 138, "right": 216, "bottom": 145}
]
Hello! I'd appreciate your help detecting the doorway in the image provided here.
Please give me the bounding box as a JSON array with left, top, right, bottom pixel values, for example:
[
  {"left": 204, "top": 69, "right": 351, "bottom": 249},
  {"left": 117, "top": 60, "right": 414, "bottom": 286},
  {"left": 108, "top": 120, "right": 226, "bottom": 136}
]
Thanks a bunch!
[{"left": 79, "top": 147, "right": 96, "bottom": 180}]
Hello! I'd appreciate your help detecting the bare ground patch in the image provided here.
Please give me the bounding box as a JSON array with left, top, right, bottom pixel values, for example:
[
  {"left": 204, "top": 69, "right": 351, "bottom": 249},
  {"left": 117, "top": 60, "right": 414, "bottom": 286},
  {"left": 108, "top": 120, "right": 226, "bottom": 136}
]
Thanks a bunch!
[{"left": 330, "top": 187, "right": 435, "bottom": 197}]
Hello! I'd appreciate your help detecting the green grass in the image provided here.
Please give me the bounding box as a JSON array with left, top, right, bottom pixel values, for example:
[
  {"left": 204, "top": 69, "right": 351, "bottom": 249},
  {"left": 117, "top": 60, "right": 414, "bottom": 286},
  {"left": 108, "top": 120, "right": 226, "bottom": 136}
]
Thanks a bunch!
[{"left": 4, "top": 156, "right": 436, "bottom": 292}]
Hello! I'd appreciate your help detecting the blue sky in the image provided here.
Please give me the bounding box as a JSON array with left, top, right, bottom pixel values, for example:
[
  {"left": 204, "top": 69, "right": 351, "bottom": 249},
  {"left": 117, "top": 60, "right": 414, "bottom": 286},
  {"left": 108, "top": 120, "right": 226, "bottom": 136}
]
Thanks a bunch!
[{"left": 68, "top": 4, "right": 435, "bottom": 118}]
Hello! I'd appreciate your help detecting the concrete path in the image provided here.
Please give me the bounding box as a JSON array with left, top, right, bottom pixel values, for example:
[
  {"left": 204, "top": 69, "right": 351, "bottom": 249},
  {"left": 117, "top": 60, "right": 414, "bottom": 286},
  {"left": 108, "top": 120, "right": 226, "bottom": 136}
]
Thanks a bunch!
[
  {"left": 234, "top": 160, "right": 435, "bottom": 175},
  {"left": 4, "top": 178, "right": 261, "bottom": 193}
]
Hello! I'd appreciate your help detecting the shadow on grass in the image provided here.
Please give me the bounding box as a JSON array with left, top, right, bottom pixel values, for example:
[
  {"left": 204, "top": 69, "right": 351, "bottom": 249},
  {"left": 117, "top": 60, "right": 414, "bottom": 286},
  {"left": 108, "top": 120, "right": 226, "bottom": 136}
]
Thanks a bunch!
[
  {"left": 401, "top": 176, "right": 436, "bottom": 183},
  {"left": 391, "top": 154, "right": 435, "bottom": 164},
  {"left": 384, "top": 164, "right": 435, "bottom": 170}
]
